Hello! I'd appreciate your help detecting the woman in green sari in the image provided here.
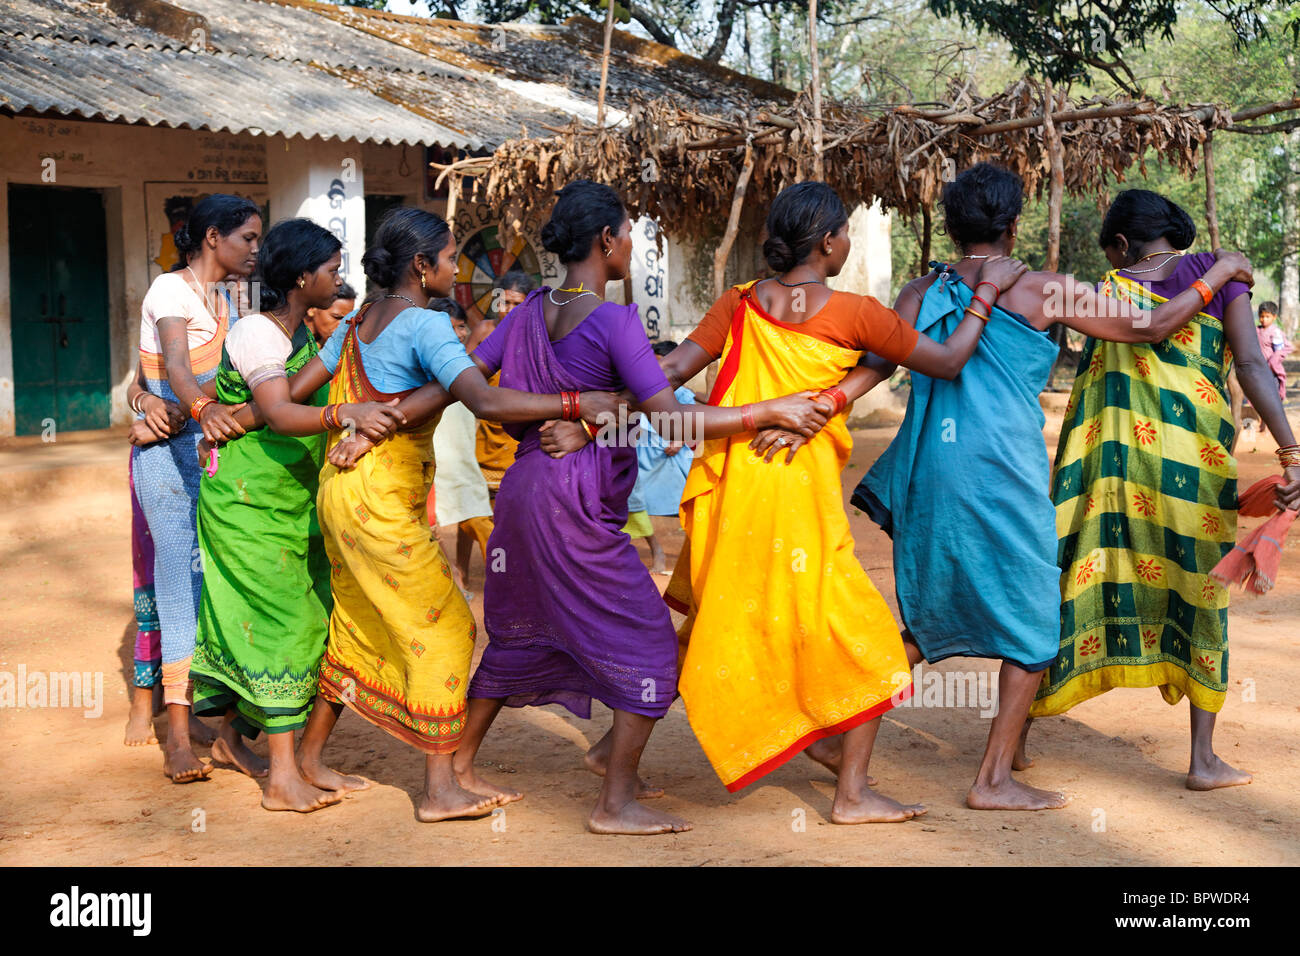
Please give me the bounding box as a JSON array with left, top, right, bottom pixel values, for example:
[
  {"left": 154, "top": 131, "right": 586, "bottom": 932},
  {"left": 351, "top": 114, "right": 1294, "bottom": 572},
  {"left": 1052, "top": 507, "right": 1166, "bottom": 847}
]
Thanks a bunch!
[{"left": 192, "top": 218, "right": 408, "bottom": 812}]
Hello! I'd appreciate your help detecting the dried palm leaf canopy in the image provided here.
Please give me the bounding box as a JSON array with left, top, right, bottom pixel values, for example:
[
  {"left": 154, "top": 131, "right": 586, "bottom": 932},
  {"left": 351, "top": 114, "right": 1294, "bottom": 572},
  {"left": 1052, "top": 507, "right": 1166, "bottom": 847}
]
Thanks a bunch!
[{"left": 436, "top": 78, "right": 1250, "bottom": 248}]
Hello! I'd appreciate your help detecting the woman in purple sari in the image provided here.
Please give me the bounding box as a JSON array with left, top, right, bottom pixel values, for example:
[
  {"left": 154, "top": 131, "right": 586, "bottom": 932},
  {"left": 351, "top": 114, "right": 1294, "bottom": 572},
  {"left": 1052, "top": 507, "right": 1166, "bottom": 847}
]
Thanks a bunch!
[{"left": 452, "top": 181, "right": 832, "bottom": 834}]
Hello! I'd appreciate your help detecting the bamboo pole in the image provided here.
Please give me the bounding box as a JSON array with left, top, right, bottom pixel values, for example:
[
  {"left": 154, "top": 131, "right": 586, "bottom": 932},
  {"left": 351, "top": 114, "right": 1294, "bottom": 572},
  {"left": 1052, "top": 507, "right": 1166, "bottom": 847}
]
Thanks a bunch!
[
  {"left": 809, "top": 0, "right": 824, "bottom": 180},
  {"left": 596, "top": 0, "right": 616, "bottom": 129},
  {"left": 714, "top": 144, "right": 756, "bottom": 298},
  {"left": 1042, "top": 80, "right": 1065, "bottom": 273},
  {"left": 1204, "top": 133, "right": 1222, "bottom": 249}
]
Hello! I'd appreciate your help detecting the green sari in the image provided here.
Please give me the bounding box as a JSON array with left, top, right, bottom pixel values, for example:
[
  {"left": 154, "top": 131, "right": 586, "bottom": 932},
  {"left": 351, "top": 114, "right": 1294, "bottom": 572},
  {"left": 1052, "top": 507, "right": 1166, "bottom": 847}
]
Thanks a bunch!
[{"left": 192, "top": 324, "right": 331, "bottom": 736}]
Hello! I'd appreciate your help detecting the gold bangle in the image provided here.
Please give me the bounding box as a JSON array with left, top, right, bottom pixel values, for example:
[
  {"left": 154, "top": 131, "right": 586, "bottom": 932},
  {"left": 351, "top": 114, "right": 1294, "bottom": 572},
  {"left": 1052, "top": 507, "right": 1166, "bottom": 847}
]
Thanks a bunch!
[{"left": 964, "top": 306, "right": 990, "bottom": 323}]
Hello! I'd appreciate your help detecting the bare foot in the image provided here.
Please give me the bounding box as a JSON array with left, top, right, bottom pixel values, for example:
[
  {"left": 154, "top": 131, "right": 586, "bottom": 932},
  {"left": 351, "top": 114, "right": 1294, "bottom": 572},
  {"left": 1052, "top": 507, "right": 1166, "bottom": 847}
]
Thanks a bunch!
[
  {"left": 188, "top": 714, "right": 218, "bottom": 746},
  {"left": 830, "top": 787, "right": 927, "bottom": 824},
  {"left": 162, "top": 741, "right": 212, "bottom": 784},
  {"left": 124, "top": 689, "right": 157, "bottom": 746},
  {"left": 967, "top": 779, "right": 1069, "bottom": 810},
  {"left": 588, "top": 799, "right": 692, "bottom": 835},
  {"left": 299, "top": 759, "right": 371, "bottom": 795},
  {"left": 583, "top": 745, "right": 664, "bottom": 799},
  {"left": 261, "top": 775, "right": 344, "bottom": 813},
  {"left": 1012, "top": 720, "right": 1035, "bottom": 770},
  {"left": 454, "top": 761, "right": 524, "bottom": 805},
  {"left": 211, "top": 733, "right": 270, "bottom": 778},
  {"left": 1187, "top": 755, "right": 1253, "bottom": 791},
  {"left": 803, "top": 738, "right": 875, "bottom": 787},
  {"left": 415, "top": 783, "right": 500, "bottom": 822}
]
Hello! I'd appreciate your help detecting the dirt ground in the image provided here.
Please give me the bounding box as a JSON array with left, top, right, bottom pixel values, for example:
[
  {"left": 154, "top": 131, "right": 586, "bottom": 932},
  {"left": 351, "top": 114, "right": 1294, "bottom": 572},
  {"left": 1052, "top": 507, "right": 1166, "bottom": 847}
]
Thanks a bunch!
[{"left": 1, "top": 409, "right": 1297, "bottom": 866}]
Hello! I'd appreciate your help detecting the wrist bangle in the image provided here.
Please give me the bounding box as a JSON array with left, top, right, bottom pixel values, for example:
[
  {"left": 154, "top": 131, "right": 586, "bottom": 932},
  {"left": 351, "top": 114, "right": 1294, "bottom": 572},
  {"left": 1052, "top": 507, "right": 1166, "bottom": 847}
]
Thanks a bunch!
[
  {"left": 971, "top": 294, "right": 993, "bottom": 315},
  {"left": 817, "top": 386, "right": 848, "bottom": 415},
  {"left": 1278, "top": 444, "right": 1300, "bottom": 467},
  {"left": 740, "top": 404, "right": 756, "bottom": 431},
  {"left": 582, "top": 421, "right": 597, "bottom": 441},
  {"left": 975, "top": 279, "right": 1000, "bottom": 298},
  {"left": 964, "top": 306, "right": 991, "bottom": 323},
  {"left": 190, "top": 396, "right": 214, "bottom": 421},
  {"left": 1192, "top": 278, "right": 1214, "bottom": 307}
]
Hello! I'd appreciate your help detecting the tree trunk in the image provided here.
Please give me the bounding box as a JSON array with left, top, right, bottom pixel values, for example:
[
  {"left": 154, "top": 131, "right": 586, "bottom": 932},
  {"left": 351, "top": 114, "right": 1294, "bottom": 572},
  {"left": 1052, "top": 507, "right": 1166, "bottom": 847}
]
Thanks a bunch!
[{"left": 1282, "top": 125, "right": 1300, "bottom": 337}]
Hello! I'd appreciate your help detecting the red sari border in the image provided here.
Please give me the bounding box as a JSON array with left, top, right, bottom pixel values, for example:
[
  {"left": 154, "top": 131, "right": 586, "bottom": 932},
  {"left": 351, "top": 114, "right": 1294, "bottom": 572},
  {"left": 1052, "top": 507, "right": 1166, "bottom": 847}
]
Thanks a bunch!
[{"left": 723, "top": 682, "right": 914, "bottom": 793}]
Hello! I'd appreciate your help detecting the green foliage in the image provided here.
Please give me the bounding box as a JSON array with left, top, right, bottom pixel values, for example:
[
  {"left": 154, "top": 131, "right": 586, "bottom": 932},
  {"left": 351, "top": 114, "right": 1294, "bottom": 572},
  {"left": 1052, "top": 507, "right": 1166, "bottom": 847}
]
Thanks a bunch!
[{"left": 923, "top": 0, "right": 1292, "bottom": 93}]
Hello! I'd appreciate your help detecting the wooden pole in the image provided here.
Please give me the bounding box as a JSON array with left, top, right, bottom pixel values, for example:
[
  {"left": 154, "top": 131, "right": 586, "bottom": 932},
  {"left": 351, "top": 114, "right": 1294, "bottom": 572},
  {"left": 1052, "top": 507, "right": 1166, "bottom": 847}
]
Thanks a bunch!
[
  {"left": 1042, "top": 80, "right": 1065, "bottom": 273},
  {"left": 596, "top": 0, "right": 616, "bottom": 128},
  {"left": 1204, "top": 133, "right": 1222, "bottom": 249},
  {"left": 809, "top": 0, "right": 824, "bottom": 180},
  {"left": 715, "top": 144, "right": 756, "bottom": 298},
  {"left": 919, "top": 205, "right": 931, "bottom": 276}
]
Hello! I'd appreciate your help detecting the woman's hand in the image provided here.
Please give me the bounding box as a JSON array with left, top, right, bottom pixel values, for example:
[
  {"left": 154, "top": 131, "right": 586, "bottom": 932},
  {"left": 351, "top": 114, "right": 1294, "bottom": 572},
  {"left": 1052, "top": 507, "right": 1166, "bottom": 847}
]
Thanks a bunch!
[
  {"left": 749, "top": 428, "right": 808, "bottom": 464},
  {"left": 139, "top": 394, "right": 185, "bottom": 437},
  {"left": 754, "top": 391, "right": 830, "bottom": 437},
  {"left": 341, "top": 399, "right": 406, "bottom": 442},
  {"left": 1212, "top": 249, "right": 1254, "bottom": 287},
  {"left": 328, "top": 434, "right": 374, "bottom": 470},
  {"left": 974, "top": 255, "right": 1029, "bottom": 296},
  {"left": 128, "top": 419, "right": 168, "bottom": 446},
  {"left": 578, "top": 390, "right": 623, "bottom": 428},
  {"left": 198, "top": 402, "right": 247, "bottom": 444},
  {"left": 1276, "top": 465, "right": 1300, "bottom": 512},
  {"left": 539, "top": 419, "right": 591, "bottom": 459},
  {"left": 196, "top": 436, "right": 213, "bottom": 468}
]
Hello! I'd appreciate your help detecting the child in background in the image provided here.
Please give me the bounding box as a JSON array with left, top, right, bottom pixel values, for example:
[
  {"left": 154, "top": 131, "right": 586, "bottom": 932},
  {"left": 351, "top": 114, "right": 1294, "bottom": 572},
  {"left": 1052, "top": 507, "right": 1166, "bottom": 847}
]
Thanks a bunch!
[
  {"left": 622, "top": 340, "right": 698, "bottom": 573},
  {"left": 429, "top": 298, "right": 496, "bottom": 597},
  {"left": 1257, "top": 300, "right": 1292, "bottom": 404},
  {"left": 305, "top": 282, "right": 357, "bottom": 347}
]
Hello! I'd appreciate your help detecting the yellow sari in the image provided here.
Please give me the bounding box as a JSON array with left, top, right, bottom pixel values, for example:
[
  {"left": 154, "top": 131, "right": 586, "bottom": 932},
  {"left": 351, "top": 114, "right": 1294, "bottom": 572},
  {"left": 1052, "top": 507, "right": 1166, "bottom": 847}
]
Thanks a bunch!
[
  {"left": 666, "top": 283, "right": 912, "bottom": 791},
  {"left": 316, "top": 323, "right": 477, "bottom": 753}
]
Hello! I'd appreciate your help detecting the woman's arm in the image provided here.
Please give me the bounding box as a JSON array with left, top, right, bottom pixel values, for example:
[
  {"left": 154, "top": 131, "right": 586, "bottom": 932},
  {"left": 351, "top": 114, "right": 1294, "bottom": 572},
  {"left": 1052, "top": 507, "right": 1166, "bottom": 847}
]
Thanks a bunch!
[
  {"left": 659, "top": 339, "right": 716, "bottom": 391},
  {"left": 447, "top": 366, "right": 618, "bottom": 425},
  {"left": 126, "top": 361, "right": 186, "bottom": 439},
  {"left": 896, "top": 256, "right": 1026, "bottom": 380},
  {"left": 1222, "top": 296, "right": 1300, "bottom": 509},
  {"left": 156, "top": 316, "right": 243, "bottom": 443},
  {"left": 1043, "top": 251, "right": 1254, "bottom": 343}
]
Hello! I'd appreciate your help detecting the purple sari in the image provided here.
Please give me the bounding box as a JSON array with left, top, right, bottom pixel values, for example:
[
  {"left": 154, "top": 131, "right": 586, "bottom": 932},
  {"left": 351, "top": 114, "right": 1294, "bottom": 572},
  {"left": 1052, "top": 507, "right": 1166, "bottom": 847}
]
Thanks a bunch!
[{"left": 469, "top": 290, "right": 677, "bottom": 718}]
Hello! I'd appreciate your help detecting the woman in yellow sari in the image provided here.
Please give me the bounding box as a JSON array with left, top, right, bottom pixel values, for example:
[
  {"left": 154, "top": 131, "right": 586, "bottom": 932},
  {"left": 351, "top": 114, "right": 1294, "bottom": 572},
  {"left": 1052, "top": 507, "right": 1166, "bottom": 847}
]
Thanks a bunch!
[{"left": 653, "top": 182, "right": 1026, "bottom": 821}]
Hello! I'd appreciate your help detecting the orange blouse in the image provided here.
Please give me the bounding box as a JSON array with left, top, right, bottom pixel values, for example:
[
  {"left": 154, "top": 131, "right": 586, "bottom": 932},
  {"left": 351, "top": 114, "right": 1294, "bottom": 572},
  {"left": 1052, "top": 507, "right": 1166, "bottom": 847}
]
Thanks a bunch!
[{"left": 687, "top": 284, "right": 920, "bottom": 365}]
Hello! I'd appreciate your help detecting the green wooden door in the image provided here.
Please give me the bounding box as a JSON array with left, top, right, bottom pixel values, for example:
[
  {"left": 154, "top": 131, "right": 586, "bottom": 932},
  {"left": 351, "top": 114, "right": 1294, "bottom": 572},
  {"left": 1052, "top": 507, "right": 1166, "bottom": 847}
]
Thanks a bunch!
[{"left": 8, "top": 185, "right": 111, "bottom": 435}]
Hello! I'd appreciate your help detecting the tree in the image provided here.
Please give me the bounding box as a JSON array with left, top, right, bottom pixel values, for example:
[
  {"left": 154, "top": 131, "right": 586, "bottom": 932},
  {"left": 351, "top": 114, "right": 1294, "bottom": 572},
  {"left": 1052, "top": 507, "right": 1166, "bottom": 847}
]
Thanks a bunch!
[{"left": 925, "top": 0, "right": 1296, "bottom": 95}]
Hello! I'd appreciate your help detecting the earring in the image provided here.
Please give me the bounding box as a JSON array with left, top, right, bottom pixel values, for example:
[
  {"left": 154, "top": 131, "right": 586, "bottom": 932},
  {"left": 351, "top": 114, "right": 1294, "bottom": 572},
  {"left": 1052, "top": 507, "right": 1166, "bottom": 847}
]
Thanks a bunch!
[
  {"left": 603, "top": 246, "right": 612, "bottom": 258},
  {"left": 420, "top": 271, "right": 428, "bottom": 291},
  {"left": 297, "top": 278, "right": 306, "bottom": 288}
]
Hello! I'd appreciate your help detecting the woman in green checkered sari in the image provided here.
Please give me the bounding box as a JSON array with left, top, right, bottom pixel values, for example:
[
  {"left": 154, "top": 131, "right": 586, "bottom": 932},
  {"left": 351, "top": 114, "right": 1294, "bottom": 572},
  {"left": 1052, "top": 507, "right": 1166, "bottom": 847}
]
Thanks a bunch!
[{"left": 1028, "top": 191, "right": 1300, "bottom": 790}]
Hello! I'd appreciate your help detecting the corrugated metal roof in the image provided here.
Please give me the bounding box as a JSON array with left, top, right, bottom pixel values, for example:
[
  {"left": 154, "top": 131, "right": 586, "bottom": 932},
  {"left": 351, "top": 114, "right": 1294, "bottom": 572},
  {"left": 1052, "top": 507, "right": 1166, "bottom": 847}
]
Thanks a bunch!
[
  {"left": 0, "top": 0, "right": 793, "bottom": 147},
  {"left": 0, "top": 33, "right": 477, "bottom": 146}
]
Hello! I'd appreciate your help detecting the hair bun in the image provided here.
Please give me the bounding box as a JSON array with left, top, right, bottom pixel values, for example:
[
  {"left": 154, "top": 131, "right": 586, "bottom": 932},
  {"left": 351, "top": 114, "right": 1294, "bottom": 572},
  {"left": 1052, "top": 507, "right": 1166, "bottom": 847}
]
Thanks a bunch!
[
  {"left": 1164, "top": 198, "right": 1197, "bottom": 250},
  {"left": 362, "top": 245, "right": 397, "bottom": 287},
  {"left": 540, "top": 218, "right": 572, "bottom": 257},
  {"left": 762, "top": 235, "right": 798, "bottom": 273},
  {"left": 174, "top": 224, "right": 196, "bottom": 256}
]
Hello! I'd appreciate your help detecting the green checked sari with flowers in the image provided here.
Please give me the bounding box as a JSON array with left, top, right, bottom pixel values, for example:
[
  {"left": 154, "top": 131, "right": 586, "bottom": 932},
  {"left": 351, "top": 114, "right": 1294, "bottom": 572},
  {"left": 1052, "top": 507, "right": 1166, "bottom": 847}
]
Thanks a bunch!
[
  {"left": 1032, "top": 266, "right": 1239, "bottom": 717},
  {"left": 191, "top": 321, "right": 332, "bottom": 736}
]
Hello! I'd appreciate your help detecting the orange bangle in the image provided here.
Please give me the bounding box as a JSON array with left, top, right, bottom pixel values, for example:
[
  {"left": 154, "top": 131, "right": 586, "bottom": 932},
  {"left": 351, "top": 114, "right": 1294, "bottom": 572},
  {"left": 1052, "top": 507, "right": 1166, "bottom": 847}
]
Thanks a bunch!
[
  {"left": 582, "top": 421, "right": 597, "bottom": 441},
  {"left": 1192, "top": 279, "right": 1214, "bottom": 307}
]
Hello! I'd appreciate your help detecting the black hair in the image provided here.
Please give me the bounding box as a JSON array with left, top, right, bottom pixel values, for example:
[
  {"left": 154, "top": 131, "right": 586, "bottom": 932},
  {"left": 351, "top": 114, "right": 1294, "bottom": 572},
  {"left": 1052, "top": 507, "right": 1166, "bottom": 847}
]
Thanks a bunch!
[
  {"left": 428, "top": 296, "right": 467, "bottom": 322},
  {"left": 253, "top": 218, "right": 341, "bottom": 312},
  {"left": 362, "top": 206, "right": 452, "bottom": 288},
  {"left": 762, "top": 181, "right": 849, "bottom": 273},
  {"left": 494, "top": 268, "right": 536, "bottom": 294},
  {"left": 651, "top": 339, "right": 677, "bottom": 358},
  {"left": 1099, "top": 189, "right": 1197, "bottom": 253},
  {"left": 336, "top": 281, "right": 357, "bottom": 301},
  {"left": 1259, "top": 301, "right": 1279, "bottom": 316},
  {"left": 174, "top": 193, "right": 261, "bottom": 263},
  {"left": 540, "top": 180, "right": 626, "bottom": 264},
  {"left": 940, "top": 163, "right": 1024, "bottom": 248}
]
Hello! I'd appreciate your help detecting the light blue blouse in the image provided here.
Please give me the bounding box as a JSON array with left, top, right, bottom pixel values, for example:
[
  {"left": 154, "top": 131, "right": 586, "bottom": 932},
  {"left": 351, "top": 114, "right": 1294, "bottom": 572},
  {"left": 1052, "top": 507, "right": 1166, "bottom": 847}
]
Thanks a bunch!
[{"left": 318, "top": 306, "right": 476, "bottom": 393}]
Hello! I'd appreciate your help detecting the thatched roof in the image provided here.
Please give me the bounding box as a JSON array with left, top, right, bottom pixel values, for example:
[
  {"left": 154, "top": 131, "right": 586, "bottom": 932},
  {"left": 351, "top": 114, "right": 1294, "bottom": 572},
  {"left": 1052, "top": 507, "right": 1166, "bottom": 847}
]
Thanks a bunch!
[{"left": 441, "top": 77, "right": 1291, "bottom": 247}]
